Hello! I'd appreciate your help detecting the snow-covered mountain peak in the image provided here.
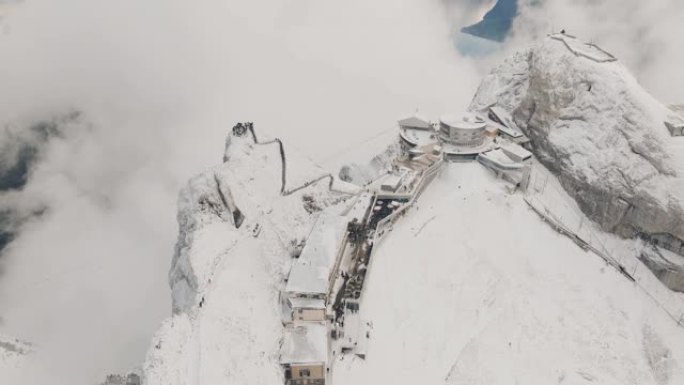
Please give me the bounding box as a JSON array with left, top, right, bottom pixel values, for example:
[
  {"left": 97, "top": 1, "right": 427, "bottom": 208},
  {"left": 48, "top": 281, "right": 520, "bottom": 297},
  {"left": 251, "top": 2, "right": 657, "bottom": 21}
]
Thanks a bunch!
[{"left": 472, "top": 33, "right": 684, "bottom": 259}]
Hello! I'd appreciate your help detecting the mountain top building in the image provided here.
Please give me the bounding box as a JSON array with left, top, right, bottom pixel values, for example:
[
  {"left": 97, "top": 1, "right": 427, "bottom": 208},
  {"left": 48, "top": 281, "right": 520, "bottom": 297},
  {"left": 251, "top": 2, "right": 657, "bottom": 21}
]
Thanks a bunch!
[
  {"left": 282, "top": 211, "right": 348, "bottom": 324},
  {"left": 439, "top": 113, "right": 487, "bottom": 147},
  {"left": 477, "top": 142, "right": 532, "bottom": 190},
  {"left": 398, "top": 113, "right": 436, "bottom": 149},
  {"left": 488, "top": 106, "right": 522, "bottom": 138},
  {"left": 484, "top": 105, "right": 531, "bottom": 148},
  {"left": 280, "top": 324, "right": 328, "bottom": 385}
]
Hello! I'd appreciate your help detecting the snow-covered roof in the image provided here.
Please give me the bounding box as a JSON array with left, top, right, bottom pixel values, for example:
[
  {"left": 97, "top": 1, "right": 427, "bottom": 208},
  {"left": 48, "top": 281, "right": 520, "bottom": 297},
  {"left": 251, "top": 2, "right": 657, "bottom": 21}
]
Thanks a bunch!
[
  {"left": 398, "top": 114, "right": 431, "bottom": 130},
  {"left": 284, "top": 211, "right": 348, "bottom": 295},
  {"left": 440, "top": 113, "right": 486, "bottom": 131},
  {"left": 344, "top": 193, "right": 373, "bottom": 223},
  {"left": 289, "top": 297, "right": 325, "bottom": 310},
  {"left": 482, "top": 149, "right": 509, "bottom": 163},
  {"left": 489, "top": 106, "right": 512, "bottom": 125},
  {"left": 399, "top": 129, "right": 417, "bottom": 146},
  {"left": 478, "top": 149, "right": 524, "bottom": 171},
  {"left": 381, "top": 173, "right": 405, "bottom": 192},
  {"left": 298, "top": 212, "right": 348, "bottom": 267},
  {"left": 399, "top": 128, "right": 435, "bottom": 147},
  {"left": 280, "top": 324, "right": 328, "bottom": 365},
  {"left": 495, "top": 122, "right": 522, "bottom": 138},
  {"left": 501, "top": 143, "right": 532, "bottom": 161},
  {"left": 488, "top": 106, "right": 523, "bottom": 138},
  {"left": 285, "top": 264, "right": 329, "bottom": 295}
]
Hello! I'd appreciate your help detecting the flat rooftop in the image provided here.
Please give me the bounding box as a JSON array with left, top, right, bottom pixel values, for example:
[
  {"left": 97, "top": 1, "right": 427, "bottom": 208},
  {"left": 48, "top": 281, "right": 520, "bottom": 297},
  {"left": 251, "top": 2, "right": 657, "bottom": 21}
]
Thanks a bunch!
[
  {"left": 501, "top": 142, "right": 532, "bottom": 160},
  {"left": 284, "top": 211, "right": 348, "bottom": 295},
  {"left": 280, "top": 324, "right": 328, "bottom": 365},
  {"left": 480, "top": 148, "right": 518, "bottom": 167},
  {"left": 285, "top": 264, "right": 330, "bottom": 296},
  {"left": 289, "top": 297, "right": 326, "bottom": 310},
  {"left": 488, "top": 106, "right": 523, "bottom": 138}
]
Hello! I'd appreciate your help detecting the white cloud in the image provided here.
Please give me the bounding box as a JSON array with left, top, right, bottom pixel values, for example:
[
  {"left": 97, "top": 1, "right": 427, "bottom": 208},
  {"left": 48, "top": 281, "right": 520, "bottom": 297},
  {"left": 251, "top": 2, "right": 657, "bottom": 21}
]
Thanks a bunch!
[{"left": 511, "top": 0, "right": 684, "bottom": 103}]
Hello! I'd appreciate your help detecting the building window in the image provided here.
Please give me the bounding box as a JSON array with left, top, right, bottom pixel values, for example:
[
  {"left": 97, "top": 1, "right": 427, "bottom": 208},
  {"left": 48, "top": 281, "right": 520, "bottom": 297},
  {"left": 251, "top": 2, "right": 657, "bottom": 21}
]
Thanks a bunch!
[{"left": 301, "top": 369, "right": 311, "bottom": 377}]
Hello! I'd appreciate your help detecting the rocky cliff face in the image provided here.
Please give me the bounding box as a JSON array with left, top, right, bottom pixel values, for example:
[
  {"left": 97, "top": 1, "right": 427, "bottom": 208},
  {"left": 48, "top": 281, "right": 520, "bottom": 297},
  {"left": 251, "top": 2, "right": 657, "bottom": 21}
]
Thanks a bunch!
[{"left": 471, "top": 36, "right": 684, "bottom": 259}]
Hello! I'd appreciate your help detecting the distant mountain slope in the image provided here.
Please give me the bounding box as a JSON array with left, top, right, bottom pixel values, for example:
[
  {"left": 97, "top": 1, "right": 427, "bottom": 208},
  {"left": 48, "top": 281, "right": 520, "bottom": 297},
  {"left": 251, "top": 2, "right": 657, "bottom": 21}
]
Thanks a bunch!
[
  {"left": 461, "top": 0, "right": 518, "bottom": 42},
  {"left": 0, "top": 113, "right": 75, "bottom": 253}
]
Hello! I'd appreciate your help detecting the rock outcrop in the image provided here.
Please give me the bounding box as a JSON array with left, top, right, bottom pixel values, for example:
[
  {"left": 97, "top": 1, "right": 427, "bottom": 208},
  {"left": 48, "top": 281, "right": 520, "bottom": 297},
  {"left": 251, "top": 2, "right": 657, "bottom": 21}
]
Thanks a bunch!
[{"left": 471, "top": 35, "right": 684, "bottom": 260}]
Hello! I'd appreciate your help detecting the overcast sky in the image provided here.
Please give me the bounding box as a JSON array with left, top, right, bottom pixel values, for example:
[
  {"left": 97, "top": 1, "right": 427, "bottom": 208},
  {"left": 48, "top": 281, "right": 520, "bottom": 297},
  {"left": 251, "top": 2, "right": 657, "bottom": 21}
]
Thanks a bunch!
[{"left": 0, "top": 0, "right": 682, "bottom": 384}]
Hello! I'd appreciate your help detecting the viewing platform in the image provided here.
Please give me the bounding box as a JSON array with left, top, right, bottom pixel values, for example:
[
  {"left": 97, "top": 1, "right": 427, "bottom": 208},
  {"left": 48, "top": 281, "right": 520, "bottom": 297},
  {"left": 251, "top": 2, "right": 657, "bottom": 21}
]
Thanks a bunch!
[{"left": 549, "top": 32, "right": 617, "bottom": 63}]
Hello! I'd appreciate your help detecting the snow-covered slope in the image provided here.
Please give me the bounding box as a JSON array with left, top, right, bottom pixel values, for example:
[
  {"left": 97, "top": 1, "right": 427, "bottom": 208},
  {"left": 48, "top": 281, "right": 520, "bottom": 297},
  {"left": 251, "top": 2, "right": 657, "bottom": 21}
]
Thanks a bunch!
[
  {"left": 143, "top": 137, "right": 684, "bottom": 385},
  {"left": 471, "top": 35, "right": 684, "bottom": 260},
  {"left": 333, "top": 163, "right": 684, "bottom": 385}
]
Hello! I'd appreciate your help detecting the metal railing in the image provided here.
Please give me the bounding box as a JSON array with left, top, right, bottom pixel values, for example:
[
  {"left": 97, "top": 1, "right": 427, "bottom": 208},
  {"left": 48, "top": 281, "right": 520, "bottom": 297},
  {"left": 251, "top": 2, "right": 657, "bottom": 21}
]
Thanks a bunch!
[
  {"left": 234, "top": 122, "right": 351, "bottom": 196},
  {"left": 525, "top": 167, "right": 684, "bottom": 328}
]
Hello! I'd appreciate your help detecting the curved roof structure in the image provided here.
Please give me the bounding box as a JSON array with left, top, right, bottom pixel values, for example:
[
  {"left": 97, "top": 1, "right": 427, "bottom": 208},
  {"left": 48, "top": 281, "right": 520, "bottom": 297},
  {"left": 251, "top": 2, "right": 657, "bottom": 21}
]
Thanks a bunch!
[{"left": 440, "top": 113, "right": 486, "bottom": 131}]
